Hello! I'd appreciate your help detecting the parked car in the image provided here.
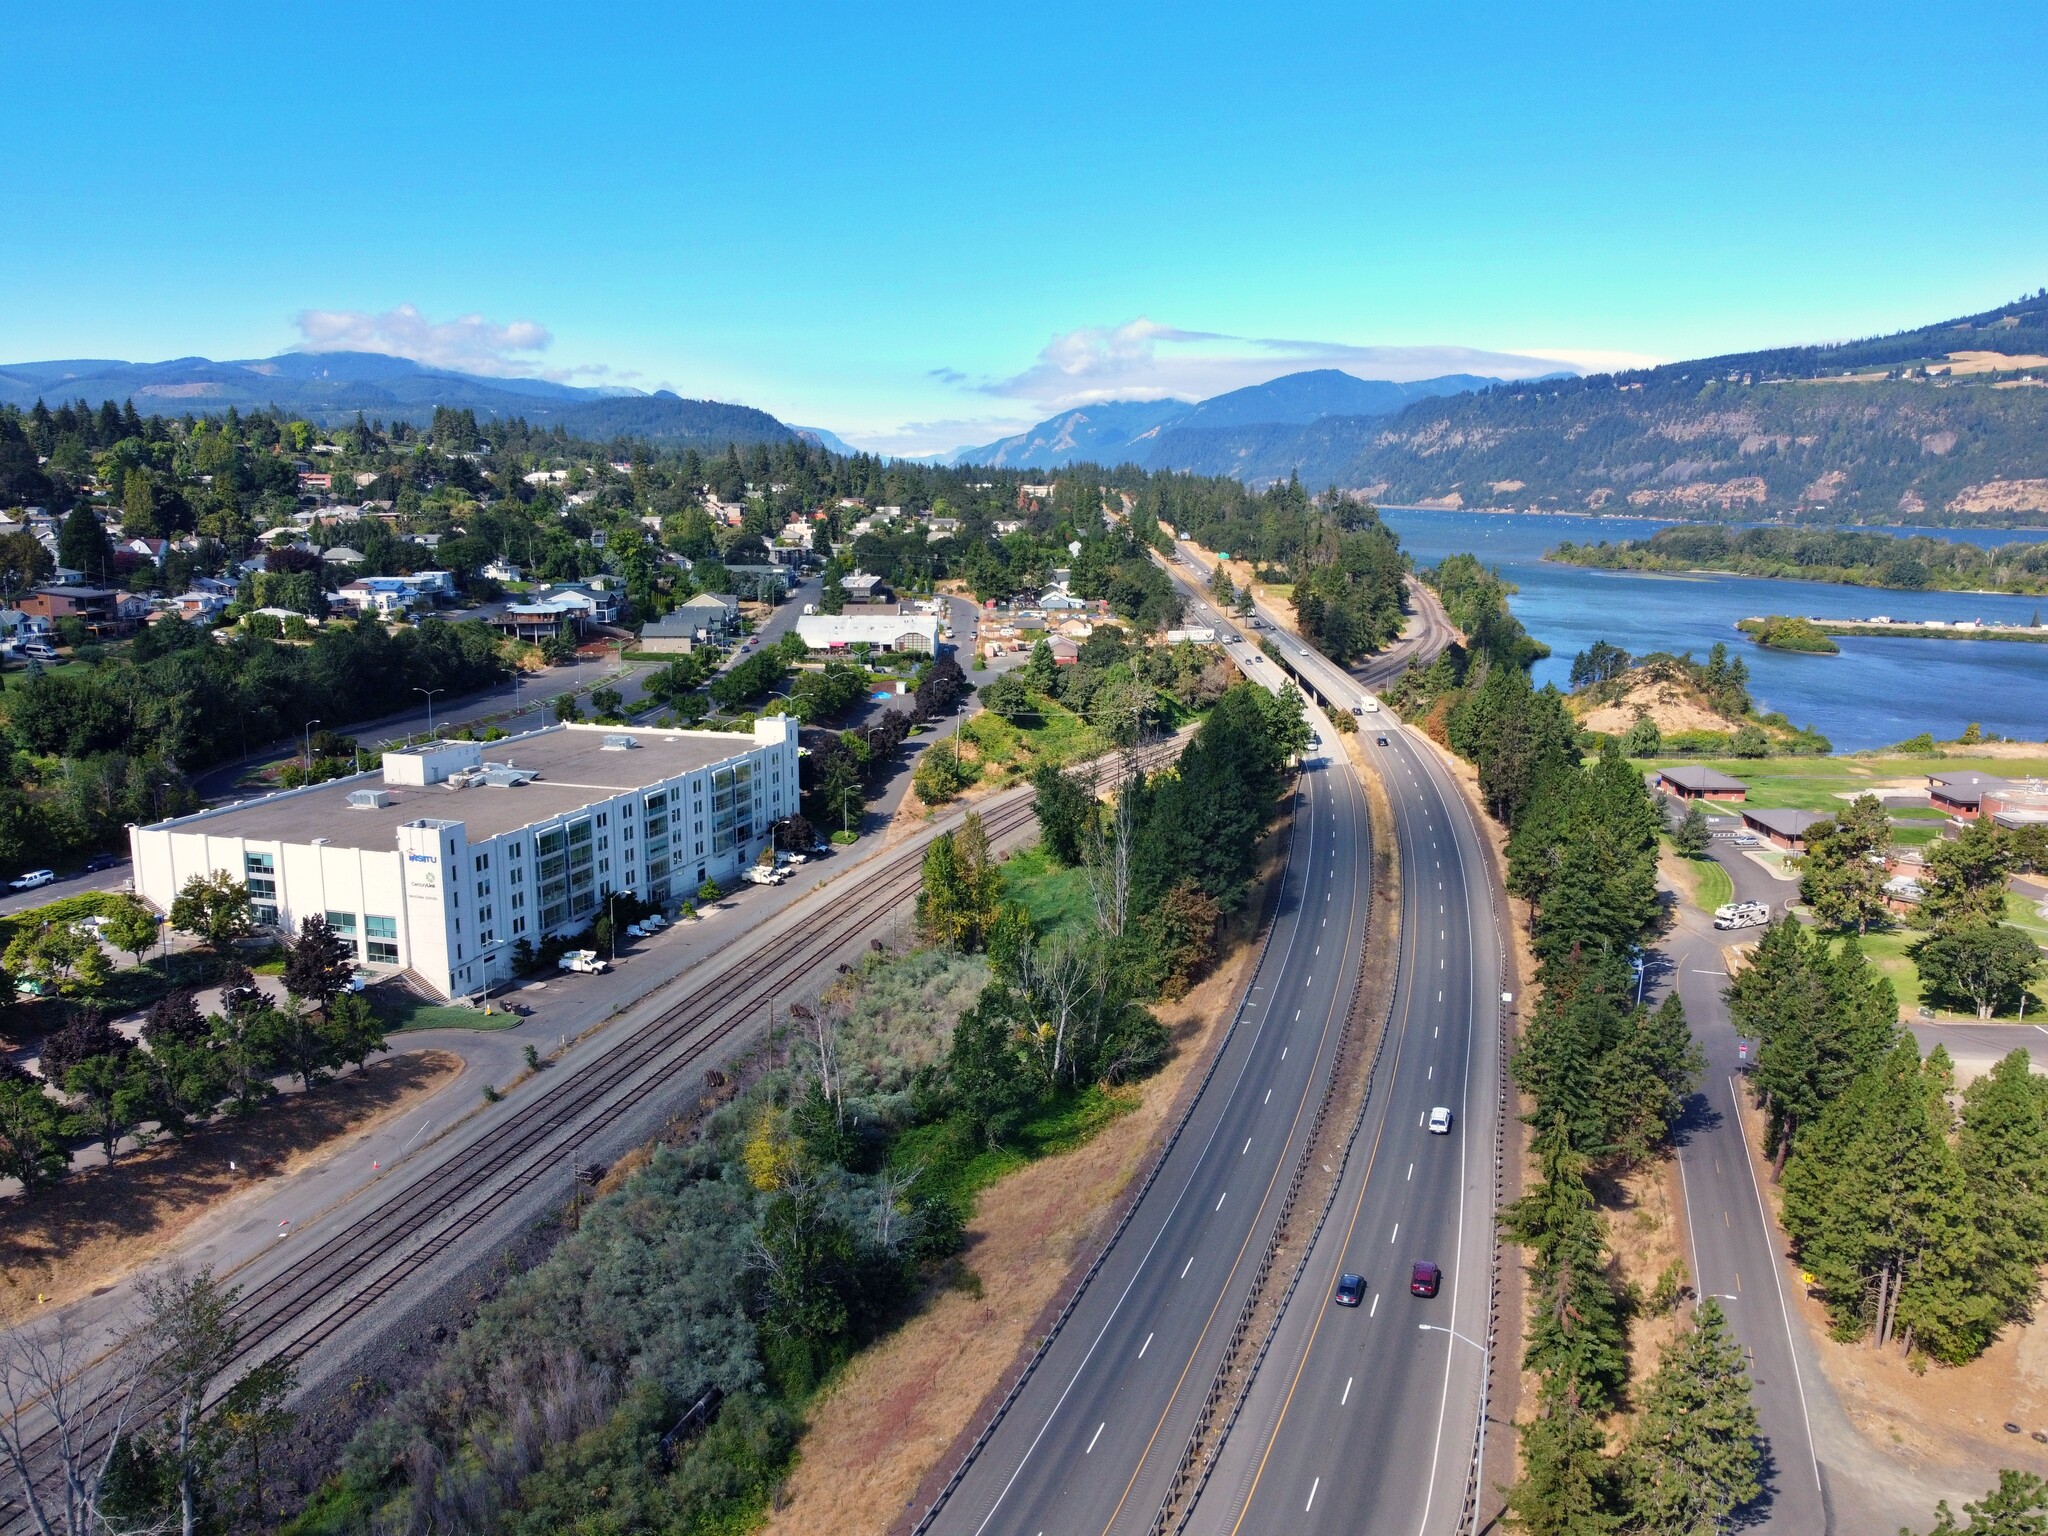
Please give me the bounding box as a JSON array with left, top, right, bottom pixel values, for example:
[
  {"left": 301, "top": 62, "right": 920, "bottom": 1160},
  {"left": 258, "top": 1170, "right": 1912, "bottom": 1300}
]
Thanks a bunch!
[
  {"left": 1333, "top": 1272, "right": 1366, "bottom": 1308},
  {"left": 82, "top": 853, "right": 126, "bottom": 873},
  {"left": 1410, "top": 1261, "right": 1442, "bottom": 1298},
  {"left": 1428, "top": 1107, "right": 1453, "bottom": 1135},
  {"left": 8, "top": 869, "right": 55, "bottom": 891}
]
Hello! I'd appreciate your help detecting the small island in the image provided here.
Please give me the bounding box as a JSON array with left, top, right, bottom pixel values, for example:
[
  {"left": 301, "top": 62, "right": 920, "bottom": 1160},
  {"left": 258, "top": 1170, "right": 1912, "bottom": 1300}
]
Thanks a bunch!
[
  {"left": 1737, "top": 615, "right": 1840, "bottom": 653},
  {"left": 1550, "top": 525, "right": 2048, "bottom": 595}
]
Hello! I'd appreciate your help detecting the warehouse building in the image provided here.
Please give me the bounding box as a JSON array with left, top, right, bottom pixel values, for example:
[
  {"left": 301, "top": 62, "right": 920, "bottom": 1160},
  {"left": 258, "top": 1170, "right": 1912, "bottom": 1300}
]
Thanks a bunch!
[
  {"left": 795, "top": 612, "right": 941, "bottom": 653},
  {"left": 129, "top": 719, "right": 799, "bottom": 1000}
]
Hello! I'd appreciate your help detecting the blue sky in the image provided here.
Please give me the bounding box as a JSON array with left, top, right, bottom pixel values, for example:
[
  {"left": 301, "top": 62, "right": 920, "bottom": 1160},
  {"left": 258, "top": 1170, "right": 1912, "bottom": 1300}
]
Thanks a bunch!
[{"left": 4, "top": 2, "right": 2045, "bottom": 454}]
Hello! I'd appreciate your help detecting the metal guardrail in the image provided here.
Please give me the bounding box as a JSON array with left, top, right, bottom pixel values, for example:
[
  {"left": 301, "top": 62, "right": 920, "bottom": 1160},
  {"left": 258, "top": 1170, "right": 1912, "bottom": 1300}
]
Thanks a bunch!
[{"left": 906, "top": 782, "right": 1307, "bottom": 1535}]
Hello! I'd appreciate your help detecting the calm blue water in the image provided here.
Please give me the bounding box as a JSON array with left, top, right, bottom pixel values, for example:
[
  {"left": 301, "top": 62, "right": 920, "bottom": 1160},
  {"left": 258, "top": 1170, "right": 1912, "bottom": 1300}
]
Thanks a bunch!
[{"left": 1378, "top": 509, "right": 2048, "bottom": 752}]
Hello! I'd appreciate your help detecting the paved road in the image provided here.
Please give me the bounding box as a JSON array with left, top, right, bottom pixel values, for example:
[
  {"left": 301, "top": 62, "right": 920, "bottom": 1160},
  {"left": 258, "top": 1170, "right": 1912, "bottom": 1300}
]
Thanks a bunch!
[
  {"left": 1171, "top": 549, "right": 1505, "bottom": 1536},
  {"left": 923, "top": 691, "right": 1371, "bottom": 1535}
]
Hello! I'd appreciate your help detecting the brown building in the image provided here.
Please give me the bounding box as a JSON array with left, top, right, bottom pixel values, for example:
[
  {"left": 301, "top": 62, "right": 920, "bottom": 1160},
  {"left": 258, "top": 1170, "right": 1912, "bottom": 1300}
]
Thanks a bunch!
[
  {"left": 1928, "top": 771, "right": 2011, "bottom": 820},
  {"left": 1657, "top": 766, "right": 1749, "bottom": 801},
  {"left": 1740, "top": 807, "right": 1825, "bottom": 851},
  {"left": 18, "top": 585, "right": 128, "bottom": 635}
]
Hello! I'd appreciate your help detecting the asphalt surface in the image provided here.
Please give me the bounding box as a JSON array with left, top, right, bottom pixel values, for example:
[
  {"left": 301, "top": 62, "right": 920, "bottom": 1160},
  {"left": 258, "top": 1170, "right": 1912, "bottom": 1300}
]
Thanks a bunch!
[
  {"left": 924, "top": 706, "right": 1373, "bottom": 1536},
  {"left": 1172, "top": 553, "right": 1505, "bottom": 1536}
]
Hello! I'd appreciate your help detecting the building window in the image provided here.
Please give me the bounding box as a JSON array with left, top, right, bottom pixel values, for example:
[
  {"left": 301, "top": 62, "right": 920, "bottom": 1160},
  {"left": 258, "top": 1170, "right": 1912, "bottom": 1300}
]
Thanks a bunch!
[
  {"left": 476, "top": 880, "right": 489, "bottom": 898},
  {"left": 474, "top": 854, "right": 489, "bottom": 872},
  {"left": 479, "top": 905, "right": 492, "bottom": 923},
  {"left": 513, "top": 916, "right": 526, "bottom": 935},
  {"left": 366, "top": 915, "right": 399, "bottom": 965},
  {"left": 480, "top": 930, "right": 494, "bottom": 946},
  {"left": 243, "top": 851, "right": 276, "bottom": 903},
  {"left": 512, "top": 891, "right": 525, "bottom": 910},
  {"left": 510, "top": 867, "right": 523, "bottom": 885},
  {"left": 325, "top": 911, "right": 361, "bottom": 959}
]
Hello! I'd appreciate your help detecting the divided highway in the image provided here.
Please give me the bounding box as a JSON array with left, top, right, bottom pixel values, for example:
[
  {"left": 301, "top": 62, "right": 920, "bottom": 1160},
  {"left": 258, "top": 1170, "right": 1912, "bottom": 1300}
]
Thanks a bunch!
[
  {"left": 1174, "top": 552, "right": 1506, "bottom": 1536},
  {"left": 921, "top": 714, "right": 1374, "bottom": 1536}
]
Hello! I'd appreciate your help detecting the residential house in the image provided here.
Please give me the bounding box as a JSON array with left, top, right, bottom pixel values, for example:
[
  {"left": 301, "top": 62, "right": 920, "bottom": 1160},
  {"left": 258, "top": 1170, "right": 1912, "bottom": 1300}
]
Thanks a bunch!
[
  {"left": 117, "top": 536, "right": 168, "bottom": 562},
  {"left": 483, "top": 559, "right": 524, "bottom": 583},
  {"left": 297, "top": 471, "right": 333, "bottom": 494},
  {"left": 674, "top": 592, "right": 741, "bottom": 640},
  {"left": 169, "top": 591, "right": 231, "bottom": 624},
  {"left": 541, "top": 579, "right": 622, "bottom": 625},
  {"left": 523, "top": 469, "right": 571, "bottom": 487},
  {"left": 840, "top": 570, "right": 890, "bottom": 605},
  {"left": 491, "top": 599, "right": 586, "bottom": 642},
  {"left": 322, "top": 546, "right": 367, "bottom": 569},
  {"left": 1048, "top": 637, "right": 1080, "bottom": 665},
  {"left": 20, "top": 585, "right": 128, "bottom": 635}
]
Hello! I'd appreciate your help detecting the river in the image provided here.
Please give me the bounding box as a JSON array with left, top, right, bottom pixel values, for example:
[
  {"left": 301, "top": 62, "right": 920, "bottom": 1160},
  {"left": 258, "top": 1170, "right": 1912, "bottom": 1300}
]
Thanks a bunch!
[{"left": 1377, "top": 509, "right": 2048, "bottom": 751}]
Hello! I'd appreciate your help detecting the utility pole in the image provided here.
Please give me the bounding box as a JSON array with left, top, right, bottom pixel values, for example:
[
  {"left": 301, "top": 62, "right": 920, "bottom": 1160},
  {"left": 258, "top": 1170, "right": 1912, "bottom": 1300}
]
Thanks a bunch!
[
  {"left": 414, "top": 686, "right": 444, "bottom": 741},
  {"left": 303, "top": 718, "right": 321, "bottom": 777}
]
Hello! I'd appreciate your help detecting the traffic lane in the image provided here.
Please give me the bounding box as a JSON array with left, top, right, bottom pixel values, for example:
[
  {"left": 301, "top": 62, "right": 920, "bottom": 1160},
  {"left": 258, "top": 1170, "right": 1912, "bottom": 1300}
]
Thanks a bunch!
[
  {"left": 0, "top": 864, "right": 132, "bottom": 916},
  {"left": 1663, "top": 911, "right": 1827, "bottom": 1533},
  {"left": 1208, "top": 731, "right": 1489, "bottom": 1536},
  {"left": 1033, "top": 762, "right": 1374, "bottom": 1536},
  {"left": 930, "top": 760, "right": 1372, "bottom": 1536}
]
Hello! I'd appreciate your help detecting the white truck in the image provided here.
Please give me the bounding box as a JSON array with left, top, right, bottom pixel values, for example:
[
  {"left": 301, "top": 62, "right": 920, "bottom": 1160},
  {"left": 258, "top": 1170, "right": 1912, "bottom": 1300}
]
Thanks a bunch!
[
  {"left": 558, "top": 949, "right": 608, "bottom": 974},
  {"left": 1712, "top": 900, "right": 1772, "bottom": 931},
  {"left": 742, "top": 863, "right": 787, "bottom": 886}
]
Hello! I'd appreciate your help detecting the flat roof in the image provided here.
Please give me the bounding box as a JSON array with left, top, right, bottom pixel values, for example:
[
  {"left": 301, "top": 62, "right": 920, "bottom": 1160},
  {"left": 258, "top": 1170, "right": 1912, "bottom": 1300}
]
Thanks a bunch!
[{"left": 145, "top": 725, "right": 763, "bottom": 853}]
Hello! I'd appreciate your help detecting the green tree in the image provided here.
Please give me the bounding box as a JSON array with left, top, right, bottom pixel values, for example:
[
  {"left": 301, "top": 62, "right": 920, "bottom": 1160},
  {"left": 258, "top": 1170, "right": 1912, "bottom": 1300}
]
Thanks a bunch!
[
  {"left": 168, "top": 871, "right": 255, "bottom": 960},
  {"left": 1914, "top": 923, "right": 2042, "bottom": 1021},
  {"left": 1030, "top": 759, "right": 1096, "bottom": 867},
  {"left": 1505, "top": 1383, "right": 1615, "bottom": 1536},
  {"left": 1621, "top": 715, "right": 1662, "bottom": 758},
  {"left": 1911, "top": 1470, "right": 2048, "bottom": 1536},
  {"left": 1671, "top": 799, "right": 1710, "bottom": 858},
  {"left": 4, "top": 919, "right": 112, "bottom": 999},
  {"left": 1922, "top": 816, "right": 2014, "bottom": 932},
  {"left": 1621, "top": 1299, "right": 1762, "bottom": 1536},
  {"left": 1799, "top": 794, "right": 1892, "bottom": 934},
  {"left": 0, "top": 1064, "right": 67, "bottom": 1194},
  {"left": 57, "top": 503, "right": 114, "bottom": 581},
  {"left": 325, "top": 991, "right": 387, "bottom": 1076},
  {"left": 101, "top": 895, "right": 161, "bottom": 975},
  {"left": 1781, "top": 1040, "right": 1988, "bottom": 1360},
  {"left": 138, "top": 1267, "right": 243, "bottom": 1536},
  {"left": 553, "top": 691, "right": 582, "bottom": 722},
  {"left": 1958, "top": 1053, "right": 2048, "bottom": 1334},
  {"left": 281, "top": 915, "right": 354, "bottom": 1007},
  {"left": 916, "top": 815, "right": 1002, "bottom": 950}
]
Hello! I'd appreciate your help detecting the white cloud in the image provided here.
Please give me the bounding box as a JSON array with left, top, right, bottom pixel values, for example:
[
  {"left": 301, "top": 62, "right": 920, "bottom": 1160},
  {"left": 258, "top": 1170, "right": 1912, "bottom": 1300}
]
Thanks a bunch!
[
  {"left": 836, "top": 414, "right": 1039, "bottom": 459},
  {"left": 291, "top": 304, "right": 562, "bottom": 378},
  {"left": 953, "top": 317, "right": 1595, "bottom": 412}
]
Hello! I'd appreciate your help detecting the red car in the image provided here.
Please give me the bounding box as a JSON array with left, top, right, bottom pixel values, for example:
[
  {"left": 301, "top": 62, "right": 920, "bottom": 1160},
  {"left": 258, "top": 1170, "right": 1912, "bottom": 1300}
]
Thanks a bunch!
[{"left": 1410, "top": 1262, "right": 1441, "bottom": 1298}]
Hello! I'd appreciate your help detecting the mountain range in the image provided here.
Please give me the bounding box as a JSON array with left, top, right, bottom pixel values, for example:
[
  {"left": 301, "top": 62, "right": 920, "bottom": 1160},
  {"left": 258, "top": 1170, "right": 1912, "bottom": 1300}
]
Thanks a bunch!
[
  {"left": 0, "top": 351, "right": 795, "bottom": 448},
  {"left": 952, "top": 369, "right": 1512, "bottom": 469}
]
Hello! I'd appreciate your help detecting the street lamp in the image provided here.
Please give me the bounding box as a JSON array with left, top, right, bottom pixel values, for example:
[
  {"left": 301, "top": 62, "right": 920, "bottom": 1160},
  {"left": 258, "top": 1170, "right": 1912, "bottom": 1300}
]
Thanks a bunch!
[
  {"left": 1418, "top": 1323, "right": 1487, "bottom": 1352},
  {"left": 303, "top": 718, "right": 321, "bottom": 776},
  {"left": 414, "top": 686, "right": 444, "bottom": 740}
]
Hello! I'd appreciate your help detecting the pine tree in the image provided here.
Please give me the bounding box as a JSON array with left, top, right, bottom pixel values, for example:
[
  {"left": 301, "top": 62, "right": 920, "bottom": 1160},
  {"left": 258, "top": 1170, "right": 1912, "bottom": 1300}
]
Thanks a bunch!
[
  {"left": 1621, "top": 1300, "right": 1762, "bottom": 1536},
  {"left": 1799, "top": 793, "right": 1892, "bottom": 933},
  {"left": 1958, "top": 1052, "right": 2048, "bottom": 1332},
  {"left": 1913, "top": 1469, "right": 2048, "bottom": 1536},
  {"left": 1505, "top": 1119, "right": 1630, "bottom": 1408},
  {"left": 1506, "top": 1382, "right": 1617, "bottom": 1536}
]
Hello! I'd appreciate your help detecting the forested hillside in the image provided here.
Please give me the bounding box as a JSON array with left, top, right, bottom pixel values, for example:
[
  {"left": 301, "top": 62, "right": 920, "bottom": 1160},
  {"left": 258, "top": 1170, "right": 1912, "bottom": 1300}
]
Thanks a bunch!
[
  {"left": 1077, "top": 291, "right": 2048, "bottom": 523},
  {"left": 1551, "top": 524, "right": 2048, "bottom": 594}
]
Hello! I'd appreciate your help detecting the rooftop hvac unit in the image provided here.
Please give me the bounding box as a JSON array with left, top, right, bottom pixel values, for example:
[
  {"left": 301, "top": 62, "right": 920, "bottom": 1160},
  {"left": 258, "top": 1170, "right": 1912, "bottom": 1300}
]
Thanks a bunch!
[
  {"left": 601, "top": 734, "right": 641, "bottom": 750},
  {"left": 347, "top": 789, "right": 393, "bottom": 810}
]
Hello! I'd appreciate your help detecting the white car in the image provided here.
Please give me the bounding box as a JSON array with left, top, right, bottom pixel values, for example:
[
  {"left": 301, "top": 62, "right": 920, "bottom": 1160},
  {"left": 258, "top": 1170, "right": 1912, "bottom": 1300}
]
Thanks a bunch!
[
  {"left": 1428, "top": 1107, "right": 1453, "bottom": 1135},
  {"left": 9, "top": 869, "right": 55, "bottom": 891}
]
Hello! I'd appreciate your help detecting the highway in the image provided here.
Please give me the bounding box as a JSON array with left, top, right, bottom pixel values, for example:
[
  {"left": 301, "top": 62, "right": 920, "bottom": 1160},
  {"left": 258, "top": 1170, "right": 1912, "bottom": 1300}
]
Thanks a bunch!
[
  {"left": 921, "top": 698, "right": 1374, "bottom": 1536},
  {"left": 1172, "top": 550, "right": 1506, "bottom": 1536}
]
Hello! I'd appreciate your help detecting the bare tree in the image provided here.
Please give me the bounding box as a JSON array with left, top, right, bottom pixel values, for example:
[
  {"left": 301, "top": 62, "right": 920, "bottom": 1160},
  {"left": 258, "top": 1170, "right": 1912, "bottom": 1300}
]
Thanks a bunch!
[
  {"left": 1016, "top": 933, "right": 1101, "bottom": 1087},
  {"left": 1087, "top": 782, "right": 1137, "bottom": 941},
  {"left": 789, "top": 1003, "right": 843, "bottom": 1130},
  {"left": 0, "top": 1311, "right": 159, "bottom": 1536},
  {"left": 138, "top": 1267, "right": 241, "bottom": 1536}
]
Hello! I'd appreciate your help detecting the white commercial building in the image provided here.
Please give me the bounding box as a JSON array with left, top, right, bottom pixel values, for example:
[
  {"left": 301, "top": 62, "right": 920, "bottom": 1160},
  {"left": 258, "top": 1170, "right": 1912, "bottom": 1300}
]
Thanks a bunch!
[
  {"left": 795, "top": 613, "right": 941, "bottom": 654},
  {"left": 129, "top": 719, "right": 800, "bottom": 1000}
]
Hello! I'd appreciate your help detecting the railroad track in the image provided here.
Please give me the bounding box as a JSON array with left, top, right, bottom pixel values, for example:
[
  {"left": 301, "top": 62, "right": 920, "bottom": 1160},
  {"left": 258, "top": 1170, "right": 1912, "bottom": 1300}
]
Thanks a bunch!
[{"left": 3, "top": 736, "right": 1181, "bottom": 1529}]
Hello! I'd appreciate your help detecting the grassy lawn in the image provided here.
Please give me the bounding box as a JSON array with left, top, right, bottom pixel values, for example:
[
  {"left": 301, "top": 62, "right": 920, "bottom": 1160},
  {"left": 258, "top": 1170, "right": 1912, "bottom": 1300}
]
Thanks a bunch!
[
  {"left": 1636, "top": 752, "right": 2048, "bottom": 814},
  {"left": 1854, "top": 892, "right": 2048, "bottom": 1021},
  {"left": 1692, "top": 858, "right": 1734, "bottom": 913},
  {"left": 1000, "top": 846, "right": 1096, "bottom": 936},
  {"left": 368, "top": 986, "right": 521, "bottom": 1033}
]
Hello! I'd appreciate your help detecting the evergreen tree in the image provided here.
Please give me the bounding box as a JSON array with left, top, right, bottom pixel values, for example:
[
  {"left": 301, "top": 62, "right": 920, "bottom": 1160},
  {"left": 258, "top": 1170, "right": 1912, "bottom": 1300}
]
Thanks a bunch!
[
  {"left": 1030, "top": 759, "right": 1096, "bottom": 867},
  {"left": 1799, "top": 794, "right": 1892, "bottom": 933},
  {"left": 1621, "top": 1300, "right": 1762, "bottom": 1536},
  {"left": 1671, "top": 800, "right": 1710, "bottom": 858},
  {"left": 1505, "top": 1382, "right": 1617, "bottom": 1536},
  {"left": 1958, "top": 1052, "right": 2048, "bottom": 1330},
  {"left": 57, "top": 503, "right": 114, "bottom": 581},
  {"left": 1922, "top": 816, "right": 2014, "bottom": 932},
  {"left": 1781, "top": 1040, "right": 1990, "bottom": 1359},
  {"left": 1913, "top": 924, "right": 2043, "bottom": 1021},
  {"left": 1912, "top": 1470, "right": 2048, "bottom": 1536}
]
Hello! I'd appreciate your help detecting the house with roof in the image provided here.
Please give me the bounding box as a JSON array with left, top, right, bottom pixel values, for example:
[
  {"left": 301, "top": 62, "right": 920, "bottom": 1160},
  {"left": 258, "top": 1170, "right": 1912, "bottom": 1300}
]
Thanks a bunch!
[
  {"left": 322, "top": 546, "right": 367, "bottom": 568},
  {"left": 169, "top": 591, "right": 231, "bottom": 624},
  {"left": 840, "top": 570, "right": 891, "bottom": 605},
  {"left": 795, "top": 613, "right": 940, "bottom": 655},
  {"left": 491, "top": 598, "right": 587, "bottom": 642},
  {"left": 1657, "top": 766, "right": 1748, "bottom": 802},
  {"left": 19, "top": 585, "right": 130, "bottom": 635},
  {"left": 540, "top": 579, "right": 622, "bottom": 625},
  {"left": 483, "top": 558, "right": 524, "bottom": 583}
]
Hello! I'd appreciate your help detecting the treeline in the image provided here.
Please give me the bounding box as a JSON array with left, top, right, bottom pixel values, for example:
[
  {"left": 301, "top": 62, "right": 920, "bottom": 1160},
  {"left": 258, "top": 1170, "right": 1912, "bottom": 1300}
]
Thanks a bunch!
[
  {"left": 1552, "top": 524, "right": 2048, "bottom": 596},
  {"left": 1384, "top": 557, "right": 1762, "bottom": 1533},
  {"left": 1733, "top": 918, "right": 2048, "bottom": 1364},
  {"left": 0, "top": 614, "right": 506, "bottom": 865},
  {"left": 1564, "top": 642, "right": 1833, "bottom": 758}
]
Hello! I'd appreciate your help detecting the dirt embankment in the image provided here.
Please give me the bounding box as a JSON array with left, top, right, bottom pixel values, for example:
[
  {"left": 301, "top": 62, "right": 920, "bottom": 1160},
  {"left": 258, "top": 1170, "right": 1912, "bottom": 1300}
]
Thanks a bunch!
[
  {"left": 759, "top": 829, "right": 1293, "bottom": 1536},
  {"left": 1574, "top": 673, "right": 1747, "bottom": 737},
  {"left": 0, "top": 1051, "right": 461, "bottom": 1328}
]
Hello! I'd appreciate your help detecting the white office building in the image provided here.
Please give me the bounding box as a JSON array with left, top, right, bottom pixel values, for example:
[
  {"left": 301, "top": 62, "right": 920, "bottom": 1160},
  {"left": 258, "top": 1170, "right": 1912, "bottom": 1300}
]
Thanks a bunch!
[
  {"left": 795, "top": 613, "right": 941, "bottom": 653},
  {"left": 129, "top": 719, "right": 800, "bottom": 999}
]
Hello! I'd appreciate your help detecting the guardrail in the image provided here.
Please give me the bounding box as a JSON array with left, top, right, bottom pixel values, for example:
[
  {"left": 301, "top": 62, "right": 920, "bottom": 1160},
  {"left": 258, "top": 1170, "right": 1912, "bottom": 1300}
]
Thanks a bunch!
[{"left": 905, "top": 775, "right": 1307, "bottom": 1535}]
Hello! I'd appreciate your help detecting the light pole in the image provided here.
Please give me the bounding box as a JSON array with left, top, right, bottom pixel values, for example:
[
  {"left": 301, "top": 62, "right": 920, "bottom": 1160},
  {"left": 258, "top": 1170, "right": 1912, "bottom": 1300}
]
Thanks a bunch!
[
  {"left": 1418, "top": 1322, "right": 1487, "bottom": 1352},
  {"left": 303, "top": 718, "right": 321, "bottom": 777},
  {"left": 414, "top": 686, "right": 443, "bottom": 741}
]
